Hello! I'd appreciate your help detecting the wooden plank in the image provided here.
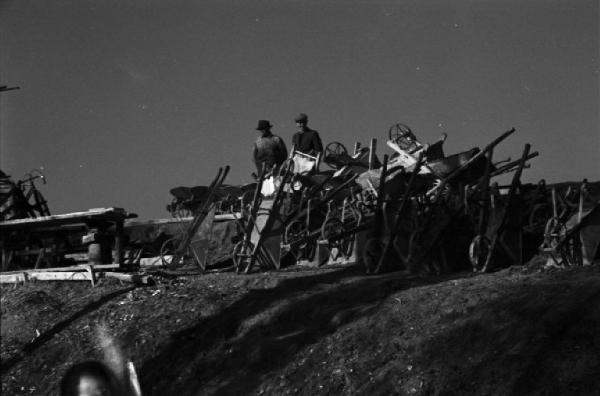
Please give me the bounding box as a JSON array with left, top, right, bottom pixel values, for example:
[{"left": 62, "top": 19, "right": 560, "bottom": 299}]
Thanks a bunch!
[
  {"left": 104, "top": 272, "right": 154, "bottom": 285},
  {"left": 63, "top": 253, "right": 89, "bottom": 262},
  {"left": 115, "top": 220, "right": 124, "bottom": 266},
  {"left": 0, "top": 268, "right": 152, "bottom": 285},
  {"left": 0, "top": 273, "right": 26, "bottom": 283},
  {"left": 187, "top": 206, "right": 217, "bottom": 270},
  {"left": 139, "top": 256, "right": 168, "bottom": 267},
  {"left": 0, "top": 207, "right": 121, "bottom": 224},
  {"left": 214, "top": 213, "right": 242, "bottom": 221},
  {"left": 125, "top": 213, "right": 240, "bottom": 228},
  {"left": 369, "top": 138, "right": 377, "bottom": 170},
  {"left": 249, "top": 198, "right": 282, "bottom": 269},
  {"left": 0, "top": 207, "right": 137, "bottom": 230},
  {"left": 1, "top": 249, "right": 13, "bottom": 272},
  {"left": 0, "top": 263, "right": 119, "bottom": 275},
  {"left": 0, "top": 271, "right": 94, "bottom": 283}
]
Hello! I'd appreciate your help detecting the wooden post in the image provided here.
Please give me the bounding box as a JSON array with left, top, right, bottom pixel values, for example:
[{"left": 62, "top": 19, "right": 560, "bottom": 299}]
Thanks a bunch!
[
  {"left": 114, "top": 220, "right": 124, "bottom": 267},
  {"left": 376, "top": 155, "right": 389, "bottom": 212},
  {"left": 34, "top": 248, "right": 46, "bottom": 269},
  {"left": 369, "top": 139, "right": 377, "bottom": 170},
  {"left": 315, "top": 152, "right": 321, "bottom": 172},
  {"left": 84, "top": 264, "right": 96, "bottom": 286},
  {"left": 578, "top": 182, "right": 585, "bottom": 224},
  {"left": 551, "top": 187, "right": 557, "bottom": 218},
  {"left": 87, "top": 244, "right": 102, "bottom": 265},
  {"left": 1, "top": 249, "right": 13, "bottom": 272}
]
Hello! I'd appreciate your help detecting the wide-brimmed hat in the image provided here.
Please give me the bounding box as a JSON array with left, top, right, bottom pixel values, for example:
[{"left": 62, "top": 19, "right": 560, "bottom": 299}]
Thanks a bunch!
[
  {"left": 256, "top": 120, "right": 272, "bottom": 130},
  {"left": 294, "top": 113, "right": 308, "bottom": 123}
]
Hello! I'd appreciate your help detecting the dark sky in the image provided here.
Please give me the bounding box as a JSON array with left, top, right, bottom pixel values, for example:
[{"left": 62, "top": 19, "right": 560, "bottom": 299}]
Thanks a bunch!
[{"left": 1, "top": 0, "right": 598, "bottom": 219}]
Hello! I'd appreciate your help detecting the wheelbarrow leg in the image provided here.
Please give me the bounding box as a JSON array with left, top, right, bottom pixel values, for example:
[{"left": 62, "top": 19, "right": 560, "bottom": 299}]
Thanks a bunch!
[
  {"left": 482, "top": 144, "right": 530, "bottom": 272},
  {"left": 374, "top": 153, "right": 423, "bottom": 274}
]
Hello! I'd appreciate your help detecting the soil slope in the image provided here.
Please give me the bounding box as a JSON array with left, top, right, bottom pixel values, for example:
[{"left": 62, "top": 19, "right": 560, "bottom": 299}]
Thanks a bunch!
[{"left": 1, "top": 262, "right": 599, "bottom": 396}]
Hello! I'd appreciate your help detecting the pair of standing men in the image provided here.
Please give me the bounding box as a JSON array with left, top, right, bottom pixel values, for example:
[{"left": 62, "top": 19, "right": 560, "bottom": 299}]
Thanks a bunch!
[{"left": 252, "top": 113, "right": 323, "bottom": 175}]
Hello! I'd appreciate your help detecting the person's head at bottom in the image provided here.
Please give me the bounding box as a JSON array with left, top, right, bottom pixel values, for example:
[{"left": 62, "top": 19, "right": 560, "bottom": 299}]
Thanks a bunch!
[{"left": 60, "top": 361, "right": 119, "bottom": 396}]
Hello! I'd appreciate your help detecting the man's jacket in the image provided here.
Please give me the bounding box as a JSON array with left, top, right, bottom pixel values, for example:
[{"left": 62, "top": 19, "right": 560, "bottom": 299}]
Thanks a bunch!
[
  {"left": 292, "top": 128, "right": 323, "bottom": 156},
  {"left": 253, "top": 134, "right": 288, "bottom": 173}
]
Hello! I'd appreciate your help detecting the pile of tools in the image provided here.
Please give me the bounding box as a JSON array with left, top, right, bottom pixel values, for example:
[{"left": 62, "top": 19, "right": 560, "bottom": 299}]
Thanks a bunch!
[
  {"left": 2, "top": 124, "right": 596, "bottom": 276},
  {"left": 160, "top": 123, "right": 599, "bottom": 274}
]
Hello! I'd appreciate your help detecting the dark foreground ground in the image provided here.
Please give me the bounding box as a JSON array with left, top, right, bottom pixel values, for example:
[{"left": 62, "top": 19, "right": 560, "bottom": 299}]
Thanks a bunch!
[{"left": 1, "top": 260, "right": 599, "bottom": 396}]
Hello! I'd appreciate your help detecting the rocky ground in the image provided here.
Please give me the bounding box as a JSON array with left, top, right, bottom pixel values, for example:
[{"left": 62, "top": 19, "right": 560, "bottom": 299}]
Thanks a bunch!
[{"left": 1, "top": 260, "right": 600, "bottom": 396}]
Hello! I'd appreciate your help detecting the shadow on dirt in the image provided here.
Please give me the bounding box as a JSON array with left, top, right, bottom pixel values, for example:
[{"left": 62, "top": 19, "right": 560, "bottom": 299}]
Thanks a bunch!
[
  {"left": 0, "top": 285, "right": 138, "bottom": 374},
  {"left": 403, "top": 279, "right": 600, "bottom": 396},
  {"left": 139, "top": 266, "right": 463, "bottom": 395}
]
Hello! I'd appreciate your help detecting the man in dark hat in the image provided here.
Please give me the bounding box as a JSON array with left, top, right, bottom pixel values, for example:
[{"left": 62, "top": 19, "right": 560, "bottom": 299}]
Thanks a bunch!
[
  {"left": 291, "top": 113, "right": 323, "bottom": 156},
  {"left": 252, "top": 120, "right": 288, "bottom": 175}
]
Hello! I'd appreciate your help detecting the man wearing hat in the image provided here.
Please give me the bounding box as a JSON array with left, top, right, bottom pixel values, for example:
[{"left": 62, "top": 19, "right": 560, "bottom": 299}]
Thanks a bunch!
[
  {"left": 252, "top": 120, "right": 288, "bottom": 175},
  {"left": 292, "top": 113, "right": 323, "bottom": 156}
]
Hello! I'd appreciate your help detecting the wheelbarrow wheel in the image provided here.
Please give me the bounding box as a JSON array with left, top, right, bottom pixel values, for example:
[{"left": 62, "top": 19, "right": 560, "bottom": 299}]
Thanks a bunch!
[
  {"left": 324, "top": 142, "right": 348, "bottom": 165},
  {"left": 363, "top": 238, "right": 383, "bottom": 274},
  {"left": 160, "top": 237, "right": 180, "bottom": 268},
  {"left": 543, "top": 217, "right": 568, "bottom": 249},
  {"left": 388, "top": 123, "right": 413, "bottom": 142},
  {"left": 284, "top": 219, "right": 307, "bottom": 245},
  {"left": 175, "top": 207, "right": 193, "bottom": 219},
  {"left": 431, "top": 179, "right": 451, "bottom": 200},
  {"left": 233, "top": 240, "right": 254, "bottom": 273},
  {"left": 469, "top": 235, "right": 490, "bottom": 272}
]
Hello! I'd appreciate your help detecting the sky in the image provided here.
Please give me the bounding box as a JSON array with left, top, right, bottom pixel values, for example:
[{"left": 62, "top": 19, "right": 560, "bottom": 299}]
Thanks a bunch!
[{"left": 1, "top": 0, "right": 598, "bottom": 219}]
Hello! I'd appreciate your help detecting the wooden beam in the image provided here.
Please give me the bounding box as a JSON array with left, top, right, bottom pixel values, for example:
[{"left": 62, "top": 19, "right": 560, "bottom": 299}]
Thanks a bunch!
[
  {"left": 139, "top": 256, "right": 167, "bottom": 267},
  {"left": 1, "top": 263, "right": 119, "bottom": 275},
  {"left": 104, "top": 272, "right": 154, "bottom": 285},
  {"left": 125, "top": 213, "right": 240, "bottom": 226},
  {"left": 0, "top": 268, "right": 152, "bottom": 285},
  {"left": 369, "top": 138, "right": 377, "bottom": 170},
  {"left": 115, "top": 220, "right": 124, "bottom": 267},
  {"left": 0, "top": 207, "right": 137, "bottom": 230},
  {"left": 63, "top": 253, "right": 89, "bottom": 262},
  {"left": 0, "top": 271, "right": 94, "bottom": 283}
]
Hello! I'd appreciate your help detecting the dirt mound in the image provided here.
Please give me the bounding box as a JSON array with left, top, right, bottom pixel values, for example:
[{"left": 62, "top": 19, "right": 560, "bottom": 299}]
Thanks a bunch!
[{"left": 2, "top": 263, "right": 599, "bottom": 395}]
